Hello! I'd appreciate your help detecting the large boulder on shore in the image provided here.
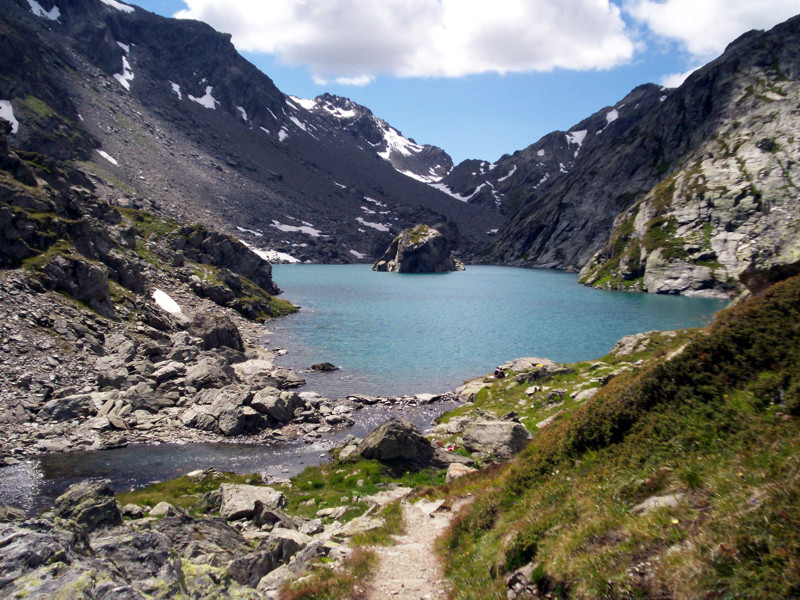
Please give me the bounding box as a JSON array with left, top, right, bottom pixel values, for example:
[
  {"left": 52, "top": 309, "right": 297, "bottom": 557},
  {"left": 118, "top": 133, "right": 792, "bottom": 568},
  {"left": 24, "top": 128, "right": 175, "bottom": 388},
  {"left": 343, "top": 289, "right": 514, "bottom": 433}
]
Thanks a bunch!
[
  {"left": 462, "top": 421, "right": 532, "bottom": 462},
  {"left": 354, "top": 418, "right": 448, "bottom": 470},
  {"left": 53, "top": 479, "right": 122, "bottom": 532},
  {"left": 372, "top": 224, "right": 464, "bottom": 273},
  {"left": 189, "top": 313, "right": 244, "bottom": 351}
]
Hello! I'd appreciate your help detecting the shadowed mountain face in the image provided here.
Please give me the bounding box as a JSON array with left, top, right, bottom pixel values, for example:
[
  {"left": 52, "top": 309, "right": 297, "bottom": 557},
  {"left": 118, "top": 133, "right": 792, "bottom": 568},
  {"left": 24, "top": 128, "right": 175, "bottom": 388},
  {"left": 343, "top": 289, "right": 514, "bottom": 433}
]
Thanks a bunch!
[{"left": 0, "top": 0, "right": 504, "bottom": 263}]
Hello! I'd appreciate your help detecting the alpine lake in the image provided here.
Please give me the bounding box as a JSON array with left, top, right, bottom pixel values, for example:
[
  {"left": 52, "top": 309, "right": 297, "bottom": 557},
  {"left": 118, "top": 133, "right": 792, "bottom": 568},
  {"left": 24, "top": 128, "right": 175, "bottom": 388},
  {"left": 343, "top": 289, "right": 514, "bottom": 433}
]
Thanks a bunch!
[{"left": 0, "top": 265, "right": 728, "bottom": 512}]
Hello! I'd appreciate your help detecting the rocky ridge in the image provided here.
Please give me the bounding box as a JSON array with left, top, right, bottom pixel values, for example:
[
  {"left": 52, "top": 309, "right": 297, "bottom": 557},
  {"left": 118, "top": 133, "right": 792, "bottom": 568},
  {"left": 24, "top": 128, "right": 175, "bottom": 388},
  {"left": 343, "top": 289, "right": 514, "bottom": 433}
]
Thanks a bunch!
[
  {"left": 444, "top": 15, "right": 800, "bottom": 299},
  {"left": 579, "top": 29, "right": 800, "bottom": 296}
]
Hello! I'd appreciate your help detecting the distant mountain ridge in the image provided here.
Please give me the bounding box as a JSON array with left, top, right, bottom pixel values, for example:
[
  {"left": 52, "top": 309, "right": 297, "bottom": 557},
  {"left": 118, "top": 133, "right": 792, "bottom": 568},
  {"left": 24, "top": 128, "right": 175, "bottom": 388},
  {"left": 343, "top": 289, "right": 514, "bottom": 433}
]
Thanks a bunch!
[{"left": 0, "top": 0, "right": 503, "bottom": 263}]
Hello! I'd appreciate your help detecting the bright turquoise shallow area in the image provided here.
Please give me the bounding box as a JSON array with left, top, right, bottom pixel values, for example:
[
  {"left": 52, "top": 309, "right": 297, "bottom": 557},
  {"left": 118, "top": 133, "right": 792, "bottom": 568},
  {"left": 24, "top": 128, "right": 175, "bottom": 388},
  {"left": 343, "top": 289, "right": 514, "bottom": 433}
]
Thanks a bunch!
[{"left": 269, "top": 265, "right": 727, "bottom": 397}]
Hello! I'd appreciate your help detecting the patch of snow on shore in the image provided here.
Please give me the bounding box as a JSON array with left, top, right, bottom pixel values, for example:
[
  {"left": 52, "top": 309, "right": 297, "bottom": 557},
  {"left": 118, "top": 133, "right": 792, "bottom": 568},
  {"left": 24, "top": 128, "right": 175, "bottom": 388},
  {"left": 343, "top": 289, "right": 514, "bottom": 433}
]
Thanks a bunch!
[
  {"left": 100, "top": 0, "right": 134, "bottom": 13},
  {"left": 27, "top": 0, "right": 60, "bottom": 20},
  {"left": 0, "top": 101, "right": 19, "bottom": 134},
  {"left": 152, "top": 289, "right": 181, "bottom": 314},
  {"left": 271, "top": 220, "right": 321, "bottom": 237},
  {"left": 356, "top": 217, "right": 390, "bottom": 232},
  {"left": 170, "top": 82, "right": 182, "bottom": 99},
  {"left": 113, "top": 56, "right": 134, "bottom": 90},
  {"left": 243, "top": 241, "right": 300, "bottom": 264},
  {"left": 188, "top": 86, "right": 218, "bottom": 109},
  {"left": 350, "top": 249, "right": 366, "bottom": 259},
  {"left": 96, "top": 150, "right": 118, "bottom": 165}
]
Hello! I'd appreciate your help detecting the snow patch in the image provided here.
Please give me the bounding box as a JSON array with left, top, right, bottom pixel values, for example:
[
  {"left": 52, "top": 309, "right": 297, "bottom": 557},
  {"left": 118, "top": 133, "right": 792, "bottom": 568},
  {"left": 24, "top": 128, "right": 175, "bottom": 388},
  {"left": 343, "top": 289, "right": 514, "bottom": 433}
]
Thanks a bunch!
[
  {"left": 271, "top": 220, "right": 321, "bottom": 237},
  {"left": 566, "top": 130, "right": 587, "bottom": 147},
  {"left": 113, "top": 56, "right": 134, "bottom": 90},
  {"left": 356, "top": 217, "right": 390, "bottom": 232},
  {"left": 290, "top": 96, "right": 316, "bottom": 110},
  {"left": 27, "top": 0, "right": 60, "bottom": 20},
  {"left": 606, "top": 109, "right": 619, "bottom": 123},
  {"left": 96, "top": 150, "right": 118, "bottom": 165},
  {"left": 376, "top": 123, "right": 423, "bottom": 160},
  {"left": 260, "top": 127, "right": 270, "bottom": 135},
  {"left": 237, "top": 106, "right": 248, "bottom": 121},
  {"left": 170, "top": 81, "right": 182, "bottom": 99},
  {"left": 100, "top": 0, "right": 134, "bottom": 13},
  {"left": 243, "top": 241, "right": 300, "bottom": 264},
  {"left": 0, "top": 101, "right": 19, "bottom": 134},
  {"left": 497, "top": 165, "right": 517, "bottom": 182},
  {"left": 333, "top": 181, "right": 347, "bottom": 189},
  {"left": 399, "top": 169, "right": 441, "bottom": 184},
  {"left": 278, "top": 127, "right": 289, "bottom": 142},
  {"left": 117, "top": 42, "right": 129, "bottom": 54},
  {"left": 487, "top": 228, "right": 499, "bottom": 234},
  {"left": 289, "top": 116, "right": 307, "bottom": 131},
  {"left": 188, "top": 86, "right": 218, "bottom": 110},
  {"left": 349, "top": 249, "right": 366, "bottom": 259},
  {"left": 152, "top": 289, "right": 181, "bottom": 314},
  {"left": 266, "top": 107, "right": 278, "bottom": 120},
  {"left": 537, "top": 149, "right": 545, "bottom": 157},
  {"left": 363, "top": 197, "right": 386, "bottom": 207},
  {"left": 360, "top": 206, "right": 376, "bottom": 215},
  {"left": 236, "top": 226, "right": 262, "bottom": 238},
  {"left": 428, "top": 182, "right": 473, "bottom": 202}
]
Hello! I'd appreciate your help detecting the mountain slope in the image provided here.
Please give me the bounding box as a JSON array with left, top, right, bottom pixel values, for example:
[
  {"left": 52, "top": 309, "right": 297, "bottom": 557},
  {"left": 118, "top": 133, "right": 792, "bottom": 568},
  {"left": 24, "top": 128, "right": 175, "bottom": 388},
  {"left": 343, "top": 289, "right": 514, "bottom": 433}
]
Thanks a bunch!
[
  {"left": 579, "top": 22, "right": 800, "bottom": 296},
  {"left": 0, "top": 0, "right": 503, "bottom": 263},
  {"left": 448, "top": 15, "right": 800, "bottom": 296}
]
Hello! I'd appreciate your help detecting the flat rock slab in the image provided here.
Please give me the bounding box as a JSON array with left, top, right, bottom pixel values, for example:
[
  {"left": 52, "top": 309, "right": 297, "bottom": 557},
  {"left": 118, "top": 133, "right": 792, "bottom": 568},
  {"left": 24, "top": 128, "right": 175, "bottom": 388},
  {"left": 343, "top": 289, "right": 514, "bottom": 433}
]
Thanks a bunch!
[{"left": 219, "top": 484, "right": 286, "bottom": 520}]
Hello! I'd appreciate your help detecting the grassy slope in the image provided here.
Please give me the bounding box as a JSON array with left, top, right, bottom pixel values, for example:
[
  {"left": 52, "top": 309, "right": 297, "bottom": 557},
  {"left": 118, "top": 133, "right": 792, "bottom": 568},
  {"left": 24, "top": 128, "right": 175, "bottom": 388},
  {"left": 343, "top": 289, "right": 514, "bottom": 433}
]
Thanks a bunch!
[{"left": 440, "top": 275, "right": 800, "bottom": 599}]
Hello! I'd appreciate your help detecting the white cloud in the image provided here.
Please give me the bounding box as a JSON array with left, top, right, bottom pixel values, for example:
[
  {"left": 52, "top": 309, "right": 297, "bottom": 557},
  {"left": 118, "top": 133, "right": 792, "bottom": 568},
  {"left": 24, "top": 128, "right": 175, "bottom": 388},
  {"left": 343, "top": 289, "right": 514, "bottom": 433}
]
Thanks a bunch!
[
  {"left": 659, "top": 65, "right": 702, "bottom": 88},
  {"left": 626, "top": 0, "right": 800, "bottom": 59},
  {"left": 174, "top": 0, "right": 635, "bottom": 83}
]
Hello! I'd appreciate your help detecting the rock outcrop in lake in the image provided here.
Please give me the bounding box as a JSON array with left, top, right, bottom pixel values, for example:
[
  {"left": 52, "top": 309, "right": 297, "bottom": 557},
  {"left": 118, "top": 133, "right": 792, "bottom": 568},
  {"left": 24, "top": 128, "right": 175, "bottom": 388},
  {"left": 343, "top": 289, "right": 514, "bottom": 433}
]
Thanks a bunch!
[{"left": 372, "top": 224, "right": 464, "bottom": 273}]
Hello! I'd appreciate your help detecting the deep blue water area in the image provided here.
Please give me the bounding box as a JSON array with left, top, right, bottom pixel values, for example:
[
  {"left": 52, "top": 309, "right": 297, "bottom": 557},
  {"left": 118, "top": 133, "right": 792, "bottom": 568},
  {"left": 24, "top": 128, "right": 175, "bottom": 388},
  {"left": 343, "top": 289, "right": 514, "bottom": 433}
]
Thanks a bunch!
[{"left": 268, "top": 264, "right": 727, "bottom": 397}]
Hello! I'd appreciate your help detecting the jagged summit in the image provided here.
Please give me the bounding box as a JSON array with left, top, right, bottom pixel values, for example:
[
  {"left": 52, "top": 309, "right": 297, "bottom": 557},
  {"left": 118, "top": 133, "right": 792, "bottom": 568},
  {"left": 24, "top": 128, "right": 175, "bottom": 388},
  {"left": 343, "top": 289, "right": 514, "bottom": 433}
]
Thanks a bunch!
[{"left": 291, "top": 93, "right": 454, "bottom": 184}]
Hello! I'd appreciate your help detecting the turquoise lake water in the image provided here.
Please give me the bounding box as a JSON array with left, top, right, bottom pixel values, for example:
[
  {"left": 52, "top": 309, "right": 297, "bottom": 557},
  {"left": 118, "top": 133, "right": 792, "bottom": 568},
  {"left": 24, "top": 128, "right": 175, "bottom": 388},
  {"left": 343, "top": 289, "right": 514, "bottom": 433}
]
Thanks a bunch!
[{"left": 268, "top": 264, "right": 728, "bottom": 397}]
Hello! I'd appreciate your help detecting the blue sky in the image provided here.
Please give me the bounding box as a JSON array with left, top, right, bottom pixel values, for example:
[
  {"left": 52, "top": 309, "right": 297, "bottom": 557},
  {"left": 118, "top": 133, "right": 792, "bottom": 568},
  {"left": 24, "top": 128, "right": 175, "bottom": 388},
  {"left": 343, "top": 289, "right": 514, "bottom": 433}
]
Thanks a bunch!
[{"left": 130, "top": 0, "right": 799, "bottom": 164}]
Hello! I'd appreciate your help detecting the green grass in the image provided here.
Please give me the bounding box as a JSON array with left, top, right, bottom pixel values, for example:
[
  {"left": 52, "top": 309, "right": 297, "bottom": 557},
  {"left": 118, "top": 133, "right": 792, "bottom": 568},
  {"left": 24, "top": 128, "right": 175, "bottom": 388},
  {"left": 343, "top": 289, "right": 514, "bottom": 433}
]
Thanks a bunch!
[
  {"left": 116, "top": 471, "right": 260, "bottom": 513},
  {"left": 283, "top": 459, "right": 445, "bottom": 521},
  {"left": 438, "top": 274, "right": 800, "bottom": 599}
]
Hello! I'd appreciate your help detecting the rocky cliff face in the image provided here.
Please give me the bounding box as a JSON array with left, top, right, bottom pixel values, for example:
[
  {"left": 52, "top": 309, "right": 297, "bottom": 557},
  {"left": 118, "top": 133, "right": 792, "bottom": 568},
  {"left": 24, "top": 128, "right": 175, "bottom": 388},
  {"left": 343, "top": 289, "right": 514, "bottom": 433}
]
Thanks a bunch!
[
  {"left": 454, "top": 14, "right": 800, "bottom": 294},
  {"left": 372, "top": 224, "right": 464, "bottom": 273},
  {"left": 579, "top": 18, "right": 800, "bottom": 297},
  {"left": 0, "top": 0, "right": 503, "bottom": 264}
]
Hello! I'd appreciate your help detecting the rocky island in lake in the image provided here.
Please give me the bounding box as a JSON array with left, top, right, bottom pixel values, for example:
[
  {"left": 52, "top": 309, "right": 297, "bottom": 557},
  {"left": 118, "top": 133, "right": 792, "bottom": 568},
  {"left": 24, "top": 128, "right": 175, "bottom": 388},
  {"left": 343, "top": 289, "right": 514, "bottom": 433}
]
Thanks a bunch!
[{"left": 372, "top": 224, "right": 465, "bottom": 273}]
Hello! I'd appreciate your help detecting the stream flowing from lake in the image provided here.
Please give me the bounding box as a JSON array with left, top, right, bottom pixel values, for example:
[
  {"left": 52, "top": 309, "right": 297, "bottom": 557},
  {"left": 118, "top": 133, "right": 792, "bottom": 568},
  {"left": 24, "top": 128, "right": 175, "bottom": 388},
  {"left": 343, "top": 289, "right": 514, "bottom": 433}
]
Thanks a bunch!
[{"left": 0, "top": 265, "right": 727, "bottom": 513}]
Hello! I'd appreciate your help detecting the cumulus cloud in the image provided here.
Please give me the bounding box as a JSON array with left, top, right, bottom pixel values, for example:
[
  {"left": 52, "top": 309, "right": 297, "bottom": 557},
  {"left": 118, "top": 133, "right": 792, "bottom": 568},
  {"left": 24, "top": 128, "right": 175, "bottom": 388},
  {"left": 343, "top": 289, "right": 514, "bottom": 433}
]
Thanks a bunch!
[
  {"left": 626, "top": 0, "right": 800, "bottom": 59},
  {"left": 174, "top": 0, "right": 635, "bottom": 83}
]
